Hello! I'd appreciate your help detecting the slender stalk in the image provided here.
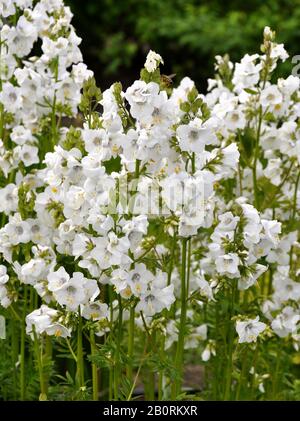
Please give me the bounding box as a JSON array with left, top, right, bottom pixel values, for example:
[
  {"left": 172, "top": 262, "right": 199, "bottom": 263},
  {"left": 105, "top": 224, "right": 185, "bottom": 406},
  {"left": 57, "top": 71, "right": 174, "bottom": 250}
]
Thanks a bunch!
[
  {"left": 90, "top": 330, "right": 99, "bottom": 401},
  {"left": 167, "top": 231, "right": 177, "bottom": 285},
  {"left": 172, "top": 238, "right": 188, "bottom": 398},
  {"left": 114, "top": 296, "right": 123, "bottom": 400},
  {"left": 66, "top": 338, "right": 77, "bottom": 362},
  {"left": 109, "top": 367, "right": 113, "bottom": 400},
  {"left": 33, "top": 331, "right": 47, "bottom": 400},
  {"left": 223, "top": 328, "right": 234, "bottom": 400},
  {"left": 252, "top": 106, "right": 263, "bottom": 209},
  {"left": 44, "top": 335, "right": 52, "bottom": 395},
  {"left": 223, "top": 281, "right": 238, "bottom": 400},
  {"left": 108, "top": 286, "right": 114, "bottom": 400},
  {"left": 126, "top": 343, "right": 148, "bottom": 401},
  {"left": 291, "top": 171, "right": 300, "bottom": 221},
  {"left": 272, "top": 346, "right": 282, "bottom": 399},
  {"left": 186, "top": 239, "right": 192, "bottom": 294},
  {"left": 158, "top": 334, "right": 165, "bottom": 400},
  {"left": 213, "top": 304, "right": 219, "bottom": 400},
  {"left": 11, "top": 320, "right": 19, "bottom": 400},
  {"left": 127, "top": 305, "right": 135, "bottom": 382},
  {"left": 235, "top": 348, "right": 248, "bottom": 400},
  {"left": 267, "top": 267, "right": 273, "bottom": 296},
  {"left": 250, "top": 343, "right": 259, "bottom": 399},
  {"left": 76, "top": 313, "right": 84, "bottom": 388},
  {"left": 238, "top": 163, "right": 243, "bottom": 196},
  {"left": 20, "top": 287, "right": 27, "bottom": 400}
]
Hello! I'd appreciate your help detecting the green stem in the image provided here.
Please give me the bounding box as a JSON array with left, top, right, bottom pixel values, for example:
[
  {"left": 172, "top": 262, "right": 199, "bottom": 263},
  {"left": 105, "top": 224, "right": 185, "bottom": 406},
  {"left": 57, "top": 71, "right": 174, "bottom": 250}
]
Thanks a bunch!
[
  {"left": 11, "top": 320, "right": 19, "bottom": 400},
  {"left": 44, "top": 335, "right": 52, "bottom": 395},
  {"left": 238, "top": 163, "right": 243, "bottom": 196},
  {"left": 272, "top": 346, "right": 282, "bottom": 399},
  {"left": 76, "top": 313, "right": 84, "bottom": 388},
  {"left": 90, "top": 330, "right": 99, "bottom": 401},
  {"left": 223, "top": 281, "right": 238, "bottom": 400},
  {"left": 172, "top": 238, "right": 188, "bottom": 398},
  {"left": 235, "top": 348, "right": 248, "bottom": 401},
  {"left": 167, "top": 231, "right": 177, "bottom": 285},
  {"left": 250, "top": 344, "right": 259, "bottom": 399},
  {"left": 108, "top": 286, "right": 114, "bottom": 400},
  {"left": 191, "top": 152, "right": 196, "bottom": 173},
  {"left": 33, "top": 331, "right": 47, "bottom": 400},
  {"left": 291, "top": 170, "right": 300, "bottom": 221},
  {"left": 114, "top": 296, "right": 123, "bottom": 400},
  {"left": 66, "top": 338, "right": 77, "bottom": 362},
  {"left": 213, "top": 306, "right": 218, "bottom": 400},
  {"left": 252, "top": 106, "right": 263, "bottom": 209},
  {"left": 127, "top": 305, "right": 135, "bottom": 383},
  {"left": 186, "top": 239, "right": 192, "bottom": 293},
  {"left": 20, "top": 287, "right": 27, "bottom": 400},
  {"left": 126, "top": 343, "right": 148, "bottom": 401},
  {"left": 158, "top": 334, "right": 165, "bottom": 400}
]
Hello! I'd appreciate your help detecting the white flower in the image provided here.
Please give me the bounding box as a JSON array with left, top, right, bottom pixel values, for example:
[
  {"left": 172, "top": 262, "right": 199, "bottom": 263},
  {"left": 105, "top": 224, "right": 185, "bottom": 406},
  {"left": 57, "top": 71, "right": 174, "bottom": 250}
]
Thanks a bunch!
[
  {"left": 26, "top": 305, "right": 58, "bottom": 336},
  {"left": 261, "top": 219, "right": 281, "bottom": 247},
  {"left": 195, "top": 276, "right": 214, "bottom": 301},
  {"left": 0, "top": 184, "right": 18, "bottom": 214},
  {"left": 72, "top": 63, "right": 93, "bottom": 84},
  {"left": 106, "top": 232, "right": 131, "bottom": 266},
  {"left": 5, "top": 214, "right": 31, "bottom": 245},
  {"left": 0, "top": 82, "right": 22, "bottom": 112},
  {"left": 211, "top": 211, "right": 239, "bottom": 243},
  {"left": 260, "top": 85, "right": 282, "bottom": 109},
  {"left": 81, "top": 301, "right": 109, "bottom": 321},
  {"left": 17, "top": 144, "right": 39, "bottom": 167},
  {"left": 271, "top": 44, "right": 289, "bottom": 61},
  {"left": 125, "top": 80, "right": 159, "bottom": 120},
  {"left": 0, "top": 0, "right": 15, "bottom": 18},
  {"left": 236, "top": 317, "right": 266, "bottom": 343},
  {"left": 144, "top": 50, "right": 163, "bottom": 73},
  {"left": 136, "top": 272, "right": 175, "bottom": 316},
  {"left": 11, "top": 125, "right": 34, "bottom": 145},
  {"left": 225, "top": 109, "right": 246, "bottom": 130},
  {"left": 263, "top": 159, "right": 282, "bottom": 186},
  {"left": 232, "top": 54, "right": 262, "bottom": 92},
  {"left": 54, "top": 272, "right": 86, "bottom": 312},
  {"left": 215, "top": 253, "right": 240, "bottom": 277},
  {"left": 19, "top": 258, "right": 47, "bottom": 285},
  {"left": 122, "top": 215, "right": 148, "bottom": 251},
  {"left": 45, "top": 323, "right": 71, "bottom": 338},
  {"left": 82, "top": 129, "right": 105, "bottom": 154},
  {"left": 201, "top": 341, "right": 216, "bottom": 361},
  {"left": 65, "top": 186, "right": 86, "bottom": 210},
  {"left": 0, "top": 285, "right": 12, "bottom": 308},
  {"left": 278, "top": 75, "right": 300, "bottom": 96},
  {"left": 271, "top": 306, "right": 300, "bottom": 337},
  {"left": 47, "top": 267, "right": 70, "bottom": 292},
  {"left": 177, "top": 118, "right": 216, "bottom": 153},
  {"left": 238, "top": 264, "right": 267, "bottom": 290},
  {"left": 128, "top": 263, "right": 152, "bottom": 297},
  {"left": 0, "top": 265, "right": 9, "bottom": 284}
]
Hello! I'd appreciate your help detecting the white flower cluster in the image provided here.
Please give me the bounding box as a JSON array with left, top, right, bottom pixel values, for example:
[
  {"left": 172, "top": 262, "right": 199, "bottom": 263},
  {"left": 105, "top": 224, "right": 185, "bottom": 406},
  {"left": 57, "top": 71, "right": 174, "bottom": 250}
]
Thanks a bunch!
[
  {"left": 0, "top": 0, "right": 92, "bottom": 176},
  {"left": 0, "top": 3, "right": 299, "bottom": 394},
  {"left": 201, "top": 199, "right": 281, "bottom": 291}
]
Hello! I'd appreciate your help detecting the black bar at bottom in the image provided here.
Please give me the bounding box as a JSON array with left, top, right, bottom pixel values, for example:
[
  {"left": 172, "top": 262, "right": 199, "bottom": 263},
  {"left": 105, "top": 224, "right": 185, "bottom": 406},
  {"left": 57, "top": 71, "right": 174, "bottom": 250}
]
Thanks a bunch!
[{"left": 0, "top": 401, "right": 298, "bottom": 419}]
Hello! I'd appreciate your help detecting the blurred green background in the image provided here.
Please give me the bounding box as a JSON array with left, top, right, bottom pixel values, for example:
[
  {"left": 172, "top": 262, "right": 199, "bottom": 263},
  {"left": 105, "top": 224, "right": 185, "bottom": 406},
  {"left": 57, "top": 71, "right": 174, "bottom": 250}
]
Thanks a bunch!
[{"left": 66, "top": 0, "right": 300, "bottom": 91}]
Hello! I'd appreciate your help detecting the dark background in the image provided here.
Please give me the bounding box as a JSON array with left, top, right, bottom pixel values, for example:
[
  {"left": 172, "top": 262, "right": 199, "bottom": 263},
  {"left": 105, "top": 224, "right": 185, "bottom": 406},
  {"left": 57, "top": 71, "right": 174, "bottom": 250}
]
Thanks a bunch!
[{"left": 66, "top": 0, "right": 300, "bottom": 91}]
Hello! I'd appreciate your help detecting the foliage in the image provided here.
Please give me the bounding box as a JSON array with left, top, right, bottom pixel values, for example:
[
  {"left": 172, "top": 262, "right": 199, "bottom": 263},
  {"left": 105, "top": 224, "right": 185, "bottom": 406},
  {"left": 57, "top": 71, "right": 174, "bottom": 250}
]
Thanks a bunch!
[{"left": 67, "top": 0, "right": 300, "bottom": 89}]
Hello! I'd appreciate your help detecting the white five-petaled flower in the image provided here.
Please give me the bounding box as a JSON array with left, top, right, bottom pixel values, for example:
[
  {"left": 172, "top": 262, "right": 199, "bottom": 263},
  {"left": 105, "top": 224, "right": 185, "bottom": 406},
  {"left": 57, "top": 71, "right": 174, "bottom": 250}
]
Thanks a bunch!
[
  {"left": 144, "top": 50, "right": 163, "bottom": 73},
  {"left": 236, "top": 317, "right": 266, "bottom": 343}
]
